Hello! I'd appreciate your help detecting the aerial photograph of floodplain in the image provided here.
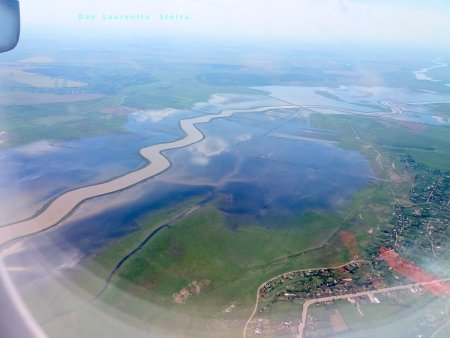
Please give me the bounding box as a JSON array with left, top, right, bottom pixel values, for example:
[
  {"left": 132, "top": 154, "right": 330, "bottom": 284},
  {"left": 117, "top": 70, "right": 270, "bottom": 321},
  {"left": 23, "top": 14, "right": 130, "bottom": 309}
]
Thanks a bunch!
[{"left": 0, "top": 0, "right": 449, "bottom": 337}]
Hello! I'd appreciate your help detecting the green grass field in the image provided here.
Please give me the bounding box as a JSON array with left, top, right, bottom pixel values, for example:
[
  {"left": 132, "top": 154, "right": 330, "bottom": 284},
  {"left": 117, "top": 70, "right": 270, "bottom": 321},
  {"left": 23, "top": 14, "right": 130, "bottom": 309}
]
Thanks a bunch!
[
  {"left": 310, "top": 114, "right": 450, "bottom": 170},
  {"left": 69, "top": 171, "right": 398, "bottom": 337},
  {"left": 61, "top": 112, "right": 415, "bottom": 336},
  {"left": 15, "top": 101, "right": 447, "bottom": 337},
  {"left": 20, "top": 199, "right": 350, "bottom": 337},
  {"left": 17, "top": 109, "right": 446, "bottom": 337},
  {"left": 0, "top": 95, "right": 128, "bottom": 146},
  {"left": 122, "top": 77, "right": 266, "bottom": 110},
  {"left": 91, "top": 204, "right": 345, "bottom": 305},
  {"left": 0, "top": 66, "right": 268, "bottom": 147}
]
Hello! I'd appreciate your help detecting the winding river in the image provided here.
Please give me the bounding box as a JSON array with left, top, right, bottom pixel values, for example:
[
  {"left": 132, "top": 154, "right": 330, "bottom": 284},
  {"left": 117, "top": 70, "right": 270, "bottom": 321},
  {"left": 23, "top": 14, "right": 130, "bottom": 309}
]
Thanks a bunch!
[
  {"left": 0, "top": 105, "right": 295, "bottom": 250},
  {"left": 0, "top": 97, "right": 415, "bottom": 252}
]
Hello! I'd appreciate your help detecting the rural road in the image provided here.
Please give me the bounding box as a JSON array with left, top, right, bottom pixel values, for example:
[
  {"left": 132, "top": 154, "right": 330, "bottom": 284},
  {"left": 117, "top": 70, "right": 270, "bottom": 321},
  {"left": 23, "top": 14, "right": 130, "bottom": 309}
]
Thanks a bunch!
[{"left": 296, "top": 277, "right": 450, "bottom": 338}]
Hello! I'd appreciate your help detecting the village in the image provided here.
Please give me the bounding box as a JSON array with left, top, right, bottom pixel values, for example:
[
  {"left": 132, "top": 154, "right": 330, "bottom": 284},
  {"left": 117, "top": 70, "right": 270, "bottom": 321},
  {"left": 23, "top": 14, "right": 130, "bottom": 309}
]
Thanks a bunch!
[
  {"left": 246, "top": 156, "right": 449, "bottom": 337},
  {"left": 367, "top": 157, "right": 449, "bottom": 274}
]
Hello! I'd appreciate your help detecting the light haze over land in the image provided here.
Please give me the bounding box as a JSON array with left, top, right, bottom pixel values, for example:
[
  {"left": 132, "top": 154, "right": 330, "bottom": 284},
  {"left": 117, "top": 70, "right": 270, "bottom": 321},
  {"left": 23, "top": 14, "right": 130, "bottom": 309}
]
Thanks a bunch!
[
  {"left": 0, "top": 1, "right": 449, "bottom": 338},
  {"left": 21, "top": 0, "right": 450, "bottom": 46}
]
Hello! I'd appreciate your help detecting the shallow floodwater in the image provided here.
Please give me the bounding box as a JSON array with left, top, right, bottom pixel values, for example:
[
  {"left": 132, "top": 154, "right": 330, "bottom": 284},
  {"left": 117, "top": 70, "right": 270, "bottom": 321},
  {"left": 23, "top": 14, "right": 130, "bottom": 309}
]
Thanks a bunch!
[
  {"left": 165, "top": 107, "right": 374, "bottom": 226},
  {"left": 0, "top": 133, "right": 166, "bottom": 224},
  {"left": 258, "top": 85, "right": 450, "bottom": 120},
  {"left": 0, "top": 95, "right": 282, "bottom": 224},
  {"left": 4, "top": 103, "right": 374, "bottom": 287}
]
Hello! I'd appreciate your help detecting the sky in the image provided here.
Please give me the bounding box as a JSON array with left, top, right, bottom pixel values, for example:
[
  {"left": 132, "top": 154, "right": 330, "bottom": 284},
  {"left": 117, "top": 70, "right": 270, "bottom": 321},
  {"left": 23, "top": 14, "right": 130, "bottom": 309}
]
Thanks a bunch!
[{"left": 20, "top": 0, "right": 450, "bottom": 45}]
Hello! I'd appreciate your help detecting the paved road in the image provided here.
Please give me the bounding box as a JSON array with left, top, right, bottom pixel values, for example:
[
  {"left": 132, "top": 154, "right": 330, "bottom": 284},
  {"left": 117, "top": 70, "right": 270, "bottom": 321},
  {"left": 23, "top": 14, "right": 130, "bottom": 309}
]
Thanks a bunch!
[
  {"left": 0, "top": 96, "right": 435, "bottom": 338},
  {"left": 296, "top": 277, "right": 450, "bottom": 338},
  {"left": 243, "top": 260, "right": 370, "bottom": 338}
]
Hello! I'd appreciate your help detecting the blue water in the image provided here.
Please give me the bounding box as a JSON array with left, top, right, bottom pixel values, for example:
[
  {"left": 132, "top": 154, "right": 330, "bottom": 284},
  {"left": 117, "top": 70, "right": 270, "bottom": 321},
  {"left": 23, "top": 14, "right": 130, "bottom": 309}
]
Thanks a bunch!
[
  {"left": 4, "top": 102, "right": 374, "bottom": 279},
  {"left": 164, "top": 109, "right": 373, "bottom": 226},
  {"left": 0, "top": 110, "right": 204, "bottom": 223},
  {"left": 391, "top": 113, "right": 450, "bottom": 126}
]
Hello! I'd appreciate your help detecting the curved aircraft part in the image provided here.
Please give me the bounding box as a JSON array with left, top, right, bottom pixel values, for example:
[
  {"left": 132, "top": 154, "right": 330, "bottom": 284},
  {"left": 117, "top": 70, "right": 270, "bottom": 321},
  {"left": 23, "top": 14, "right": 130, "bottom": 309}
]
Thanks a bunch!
[{"left": 0, "top": 0, "right": 20, "bottom": 52}]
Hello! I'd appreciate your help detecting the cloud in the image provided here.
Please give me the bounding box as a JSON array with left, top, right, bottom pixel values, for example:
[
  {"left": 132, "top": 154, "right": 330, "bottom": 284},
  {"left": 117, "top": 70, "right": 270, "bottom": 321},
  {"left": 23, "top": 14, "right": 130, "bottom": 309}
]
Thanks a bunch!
[
  {"left": 189, "top": 137, "right": 228, "bottom": 165},
  {"left": 236, "top": 134, "right": 252, "bottom": 142},
  {"left": 133, "top": 108, "right": 179, "bottom": 122},
  {"left": 193, "top": 93, "right": 273, "bottom": 112},
  {"left": 15, "top": 140, "right": 60, "bottom": 156}
]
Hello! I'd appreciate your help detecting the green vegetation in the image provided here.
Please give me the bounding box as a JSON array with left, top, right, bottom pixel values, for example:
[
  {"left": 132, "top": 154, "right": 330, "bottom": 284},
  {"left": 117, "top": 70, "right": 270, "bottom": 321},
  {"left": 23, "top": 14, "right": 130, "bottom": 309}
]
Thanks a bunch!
[
  {"left": 69, "top": 109, "right": 449, "bottom": 337},
  {"left": 66, "top": 200, "right": 351, "bottom": 337},
  {"left": 91, "top": 204, "right": 344, "bottom": 305},
  {"left": 79, "top": 154, "right": 404, "bottom": 336},
  {"left": 0, "top": 62, "right": 268, "bottom": 147},
  {"left": 0, "top": 96, "right": 126, "bottom": 146},
  {"left": 315, "top": 90, "right": 344, "bottom": 102},
  {"left": 368, "top": 157, "right": 450, "bottom": 275},
  {"left": 27, "top": 65, "right": 155, "bottom": 94},
  {"left": 27, "top": 63, "right": 267, "bottom": 108},
  {"left": 310, "top": 114, "right": 450, "bottom": 170},
  {"left": 7, "top": 42, "right": 450, "bottom": 338},
  {"left": 122, "top": 79, "right": 264, "bottom": 110}
]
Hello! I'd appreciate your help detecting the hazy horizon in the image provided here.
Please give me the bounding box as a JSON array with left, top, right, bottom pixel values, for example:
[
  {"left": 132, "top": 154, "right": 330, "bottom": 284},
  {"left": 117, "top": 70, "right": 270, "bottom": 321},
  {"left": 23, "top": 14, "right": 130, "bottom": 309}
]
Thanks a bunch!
[{"left": 18, "top": 0, "right": 450, "bottom": 48}]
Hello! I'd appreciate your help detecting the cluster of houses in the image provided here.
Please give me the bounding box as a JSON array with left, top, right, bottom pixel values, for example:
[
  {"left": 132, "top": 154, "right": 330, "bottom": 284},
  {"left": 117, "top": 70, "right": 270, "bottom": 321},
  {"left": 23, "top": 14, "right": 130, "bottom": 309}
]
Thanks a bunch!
[{"left": 258, "top": 262, "right": 374, "bottom": 304}]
